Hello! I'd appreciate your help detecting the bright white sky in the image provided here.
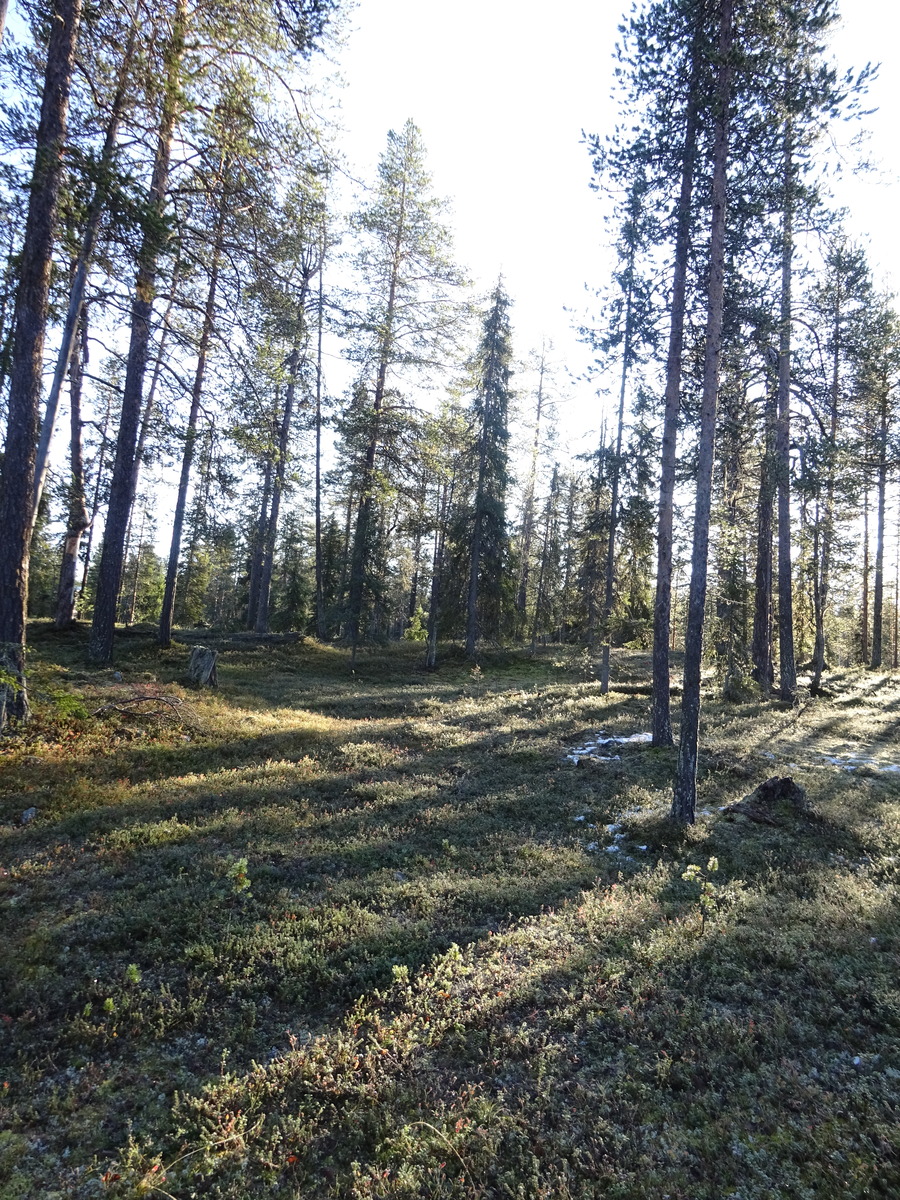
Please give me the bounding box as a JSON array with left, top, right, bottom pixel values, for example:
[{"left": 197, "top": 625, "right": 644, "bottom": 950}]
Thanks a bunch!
[{"left": 324, "top": 0, "right": 900, "bottom": 448}]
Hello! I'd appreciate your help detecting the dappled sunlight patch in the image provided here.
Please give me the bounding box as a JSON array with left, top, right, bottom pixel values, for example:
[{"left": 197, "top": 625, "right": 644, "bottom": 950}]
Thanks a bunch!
[{"left": 6, "top": 642, "right": 900, "bottom": 1197}]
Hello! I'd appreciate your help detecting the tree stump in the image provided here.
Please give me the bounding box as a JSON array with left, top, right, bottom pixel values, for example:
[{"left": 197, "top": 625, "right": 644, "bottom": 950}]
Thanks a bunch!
[
  {"left": 724, "top": 775, "right": 808, "bottom": 826},
  {"left": 188, "top": 645, "right": 218, "bottom": 688}
]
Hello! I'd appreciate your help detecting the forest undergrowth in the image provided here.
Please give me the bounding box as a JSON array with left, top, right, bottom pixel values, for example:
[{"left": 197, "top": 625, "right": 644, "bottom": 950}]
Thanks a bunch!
[{"left": 1, "top": 626, "right": 899, "bottom": 1198}]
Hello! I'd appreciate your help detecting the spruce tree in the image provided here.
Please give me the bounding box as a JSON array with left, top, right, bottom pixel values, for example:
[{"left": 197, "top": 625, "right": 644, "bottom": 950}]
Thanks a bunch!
[{"left": 466, "top": 282, "right": 513, "bottom": 658}]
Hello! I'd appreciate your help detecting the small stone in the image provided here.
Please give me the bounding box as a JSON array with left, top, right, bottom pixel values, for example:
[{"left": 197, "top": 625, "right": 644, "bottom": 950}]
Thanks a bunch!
[
  {"left": 21, "top": 807, "right": 37, "bottom": 824},
  {"left": 112, "top": 671, "right": 123, "bottom": 682},
  {"left": 573, "top": 815, "right": 586, "bottom": 822},
  {"left": 605, "top": 844, "right": 620, "bottom": 853},
  {"left": 394, "top": 871, "right": 408, "bottom": 882}
]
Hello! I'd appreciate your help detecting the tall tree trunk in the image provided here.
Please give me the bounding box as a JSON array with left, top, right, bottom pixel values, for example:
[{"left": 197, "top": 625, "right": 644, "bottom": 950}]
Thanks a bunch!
[
  {"left": 425, "top": 478, "right": 452, "bottom": 670},
  {"left": 407, "top": 473, "right": 427, "bottom": 622},
  {"left": 314, "top": 252, "right": 326, "bottom": 640},
  {"left": 751, "top": 385, "right": 777, "bottom": 690},
  {"left": 861, "top": 488, "right": 870, "bottom": 663},
  {"left": 651, "top": 36, "right": 702, "bottom": 748},
  {"left": 158, "top": 196, "right": 226, "bottom": 647},
  {"left": 88, "top": 0, "right": 186, "bottom": 664},
  {"left": 515, "top": 349, "right": 546, "bottom": 638},
  {"left": 0, "top": 0, "right": 82, "bottom": 727},
  {"left": 79, "top": 384, "right": 113, "bottom": 602},
  {"left": 871, "top": 383, "right": 888, "bottom": 667},
  {"left": 559, "top": 476, "right": 577, "bottom": 641},
  {"left": 530, "top": 465, "right": 559, "bottom": 653},
  {"left": 465, "top": 457, "right": 487, "bottom": 658},
  {"left": 600, "top": 222, "right": 636, "bottom": 694},
  {"left": 254, "top": 374, "right": 296, "bottom": 635},
  {"left": 55, "top": 311, "right": 90, "bottom": 628},
  {"left": 347, "top": 171, "right": 407, "bottom": 665},
  {"left": 124, "top": 506, "right": 147, "bottom": 627},
  {"left": 672, "top": 0, "right": 734, "bottom": 824},
  {"left": 776, "top": 119, "right": 797, "bottom": 702},
  {"left": 256, "top": 274, "right": 314, "bottom": 634},
  {"left": 30, "top": 16, "right": 139, "bottom": 532},
  {"left": 247, "top": 460, "right": 273, "bottom": 628},
  {"left": 811, "top": 301, "right": 843, "bottom": 693}
]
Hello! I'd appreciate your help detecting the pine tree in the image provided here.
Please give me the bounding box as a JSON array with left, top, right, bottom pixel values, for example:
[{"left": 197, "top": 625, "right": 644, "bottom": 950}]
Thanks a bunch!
[
  {"left": 345, "top": 120, "right": 464, "bottom": 664},
  {"left": 0, "top": 0, "right": 82, "bottom": 728}
]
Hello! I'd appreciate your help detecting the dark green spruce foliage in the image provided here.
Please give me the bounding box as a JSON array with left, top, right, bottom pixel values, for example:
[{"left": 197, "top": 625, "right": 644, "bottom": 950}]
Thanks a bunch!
[{"left": 465, "top": 283, "right": 513, "bottom": 657}]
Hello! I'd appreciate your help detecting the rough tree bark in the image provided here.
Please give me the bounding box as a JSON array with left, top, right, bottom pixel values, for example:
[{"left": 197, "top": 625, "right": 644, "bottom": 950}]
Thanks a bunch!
[
  {"left": 515, "top": 349, "right": 546, "bottom": 639},
  {"left": 158, "top": 195, "right": 227, "bottom": 647},
  {"left": 775, "top": 118, "right": 797, "bottom": 702},
  {"left": 672, "top": 0, "right": 734, "bottom": 824},
  {"left": 751, "top": 384, "right": 776, "bottom": 690},
  {"left": 0, "top": 0, "right": 82, "bottom": 727},
  {"left": 600, "top": 198, "right": 637, "bottom": 695},
  {"left": 88, "top": 0, "right": 186, "bottom": 665},
  {"left": 871, "top": 379, "right": 889, "bottom": 667},
  {"left": 651, "top": 34, "right": 702, "bottom": 748},
  {"left": 55, "top": 312, "right": 91, "bottom": 628},
  {"left": 314, "top": 252, "right": 326, "bottom": 640},
  {"left": 30, "top": 16, "right": 139, "bottom": 532}
]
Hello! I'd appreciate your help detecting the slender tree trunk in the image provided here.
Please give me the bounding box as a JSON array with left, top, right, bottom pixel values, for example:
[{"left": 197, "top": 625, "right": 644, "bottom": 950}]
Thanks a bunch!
[
  {"left": 751, "top": 386, "right": 777, "bottom": 690},
  {"left": 158, "top": 197, "right": 226, "bottom": 647},
  {"left": 861, "top": 488, "right": 870, "bottom": 663},
  {"left": 407, "top": 475, "right": 427, "bottom": 621},
  {"left": 425, "top": 478, "right": 451, "bottom": 671},
  {"left": 600, "top": 225, "right": 635, "bottom": 694},
  {"left": 559, "top": 476, "right": 577, "bottom": 641},
  {"left": 30, "top": 16, "right": 139, "bottom": 532},
  {"left": 348, "top": 178, "right": 406, "bottom": 665},
  {"left": 871, "top": 385, "right": 888, "bottom": 667},
  {"left": 465, "top": 459, "right": 487, "bottom": 658},
  {"left": 88, "top": 0, "right": 186, "bottom": 664},
  {"left": 672, "top": 0, "right": 734, "bottom": 824},
  {"left": 530, "top": 465, "right": 559, "bottom": 653},
  {"left": 651, "top": 39, "right": 701, "bottom": 748},
  {"left": 256, "top": 274, "right": 313, "bottom": 634},
  {"left": 776, "top": 120, "right": 797, "bottom": 702},
  {"left": 811, "top": 312, "right": 842, "bottom": 692},
  {"left": 314, "top": 253, "right": 326, "bottom": 640},
  {"left": 515, "top": 350, "right": 546, "bottom": 637},
  {"left": 55, "top": 312, "right": 90, "bottom": 628},
  {"left": 124, "top": 507, "right": 146, "bottom": 627},
  {"left": 247, "top": 460, "right": 273, "bottom": 627},
  {"left": 893, "top": 493, "right": 899, "bottom": 669},
  {"left": 0, "top": 0, "right": 82, "bottom": 727},
  {"left": 79, "top": 385, "right": 113, "bottom": 602}
]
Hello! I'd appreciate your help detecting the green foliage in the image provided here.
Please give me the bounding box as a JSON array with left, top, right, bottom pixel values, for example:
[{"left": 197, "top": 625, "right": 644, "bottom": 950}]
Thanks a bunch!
[
  {"left": 681, "top": 854, "right": 720, "bottom": 932},
  {"left": 403, "top": 606, "right": 427, "bottom": 641},
  {"left": 226, "top": 856, "right": 252, "bottom": 897}
]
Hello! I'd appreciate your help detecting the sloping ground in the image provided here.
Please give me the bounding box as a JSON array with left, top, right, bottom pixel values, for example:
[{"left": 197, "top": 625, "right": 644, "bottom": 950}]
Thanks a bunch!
[{"left": 1, "top": 632, "right": 899, "bottom": 1198}]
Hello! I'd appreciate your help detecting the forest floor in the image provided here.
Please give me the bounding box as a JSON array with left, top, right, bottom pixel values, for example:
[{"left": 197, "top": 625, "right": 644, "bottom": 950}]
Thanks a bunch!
[{"left": 1, "top": 627, "right": 899, "bottom": 1199}]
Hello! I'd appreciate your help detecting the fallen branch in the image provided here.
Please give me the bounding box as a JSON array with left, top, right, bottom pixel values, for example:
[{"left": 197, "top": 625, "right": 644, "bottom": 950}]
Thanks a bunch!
[{"left": 93, "top": 695, "right": 184, "bottom": 720}]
